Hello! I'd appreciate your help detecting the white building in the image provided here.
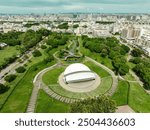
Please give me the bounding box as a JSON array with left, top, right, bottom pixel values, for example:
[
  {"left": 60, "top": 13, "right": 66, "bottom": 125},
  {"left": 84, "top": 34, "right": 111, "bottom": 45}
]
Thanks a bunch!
[
  {"left": 63, "top": 63, "right": 96, "bottom": 84},
  {"left": 121, "top": 27, "right": 141, "bottom": 40}
]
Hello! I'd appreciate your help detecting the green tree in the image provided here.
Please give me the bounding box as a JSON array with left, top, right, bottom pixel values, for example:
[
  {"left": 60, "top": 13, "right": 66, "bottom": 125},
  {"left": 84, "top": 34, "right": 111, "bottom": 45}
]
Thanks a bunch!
[
  {"left": 70, "top": 96, "right": 116, "bottom": 113},
  {"left": 57, "top": 23, "right": 69, "bottom": 29},
  {"left": 0, "top": 83, "right": 9, "bottom": 94},
  {"left": 15, "top": 66, "right": 26, "bottom": 73},
  {"left": 101, "top": 49, "right": 108, "bottom": 57},
  {"left": 73, "top": 24, "right": 79, "bottom": 28},
  {"left": 112, "top": 57, "right": 129, "bottom": 75},
  {"left": 43, "top": 55, "right": 54, "bottom": 64},
  {"left": 131, "top": 48, "right": 143, "bottom": 57},
  {"left": 32, "top": 50, "right": 42, "bottom": 57},
  {"left": 121, "top": 44, "right": 130, "bottom": 53},
  {"left": 41, "top": 45, "right": 47, "bottom": 49},
  {"left": 4, "top": 74, "right": 17, "bottom": 82},
  {"left": 132, "top": 59, "right": 150, "bottom": 90}
]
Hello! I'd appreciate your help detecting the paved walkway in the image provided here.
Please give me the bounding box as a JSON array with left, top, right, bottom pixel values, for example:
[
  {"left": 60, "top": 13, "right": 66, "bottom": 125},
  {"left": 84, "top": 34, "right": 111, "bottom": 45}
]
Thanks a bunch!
[
  {"left": 42, "top": 83, "right": 78, "bottom": 104},
  {"left": 116, "top": 105, "right": 135, "bottom": 113},
  {"left": 26, "top": 64, "right": 58, "bottom": 113},
  {"left": 85, "top": 56, "right": 118, "bottom": 96}
]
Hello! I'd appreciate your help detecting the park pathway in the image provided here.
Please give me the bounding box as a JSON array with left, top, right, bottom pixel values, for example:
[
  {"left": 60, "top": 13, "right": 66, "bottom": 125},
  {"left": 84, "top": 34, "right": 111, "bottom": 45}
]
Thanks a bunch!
[
  {"left": 42, "top": 83, "right": 78, "bottom": 104},
  {"left": 85, "top": 56, "right": 118, "bottom": 96},
  {"left": 26, "top": 64, "right": 58, "bottom": 113}
]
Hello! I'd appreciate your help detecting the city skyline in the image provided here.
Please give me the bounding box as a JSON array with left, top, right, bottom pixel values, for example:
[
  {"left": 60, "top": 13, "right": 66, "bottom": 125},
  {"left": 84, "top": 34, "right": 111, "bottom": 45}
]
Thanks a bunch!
[{"left": 0, "top": 0, "right": 150, "bottom": 14}]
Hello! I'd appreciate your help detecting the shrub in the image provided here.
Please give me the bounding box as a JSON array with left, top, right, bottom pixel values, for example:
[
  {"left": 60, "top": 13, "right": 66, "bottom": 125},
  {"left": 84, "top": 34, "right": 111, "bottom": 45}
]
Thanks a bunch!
[
  {"left": 43, "top": 55, "right": 54, "bottom": 64},
  {"left": 32, "top": 50, "right": 42, "bottom": 57},
  {"left": 0, "top": 83, "right": 10, "bottom": 94},
  {"left": 4, "top": 74, "right": 17, "bottom": 82},
  {"left": 15, "top": 66, "right": 26, "bottom": 73},
  {"left": 41, "top": 45, "right": 47, "bottom": 49},
  {"left": 70, "top": 96, "right": 116, "bottom": 113}
]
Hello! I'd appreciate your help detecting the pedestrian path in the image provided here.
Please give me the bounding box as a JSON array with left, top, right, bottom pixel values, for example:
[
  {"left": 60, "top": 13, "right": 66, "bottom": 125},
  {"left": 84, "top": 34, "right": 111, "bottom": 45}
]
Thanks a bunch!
[
  {"left": 85, "top": 56, "right": 118, "bottom": 96},
  {"left": 42, "top": 84, "right": 78, "bottom": 104}
]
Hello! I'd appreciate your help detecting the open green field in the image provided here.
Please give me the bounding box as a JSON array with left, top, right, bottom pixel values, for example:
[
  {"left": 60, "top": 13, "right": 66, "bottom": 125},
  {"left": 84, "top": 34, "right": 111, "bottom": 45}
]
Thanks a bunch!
[
  {"left": 0, "top": 61, "right": 56, "bottom": 112},
  {"left": 128, "top": 83, "right": 150, "bottom": 113},
  {"left": 111, "top": 80, "right": 150, "bottom": 112},
  {"left": 36, "top": 90, "right": 70, "bottom": 113},
  {"left": 43, "top": 67, "right": 65, "bottom": 85},
  {"left": 0, "top": 46, "right": 19, "bottom": 65},
  {"left": 42, "top": 60, "right": 113, "bottom": 99},
  {"left": 111, "top": 80, "right": 129, "bottom": 106},
  {"left": 84, "top": 61, "right": 110, "bottom": 78}
]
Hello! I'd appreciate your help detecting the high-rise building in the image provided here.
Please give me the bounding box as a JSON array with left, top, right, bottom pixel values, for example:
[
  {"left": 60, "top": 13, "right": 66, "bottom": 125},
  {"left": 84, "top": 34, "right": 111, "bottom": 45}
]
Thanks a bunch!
[{"left": 121, "top": 27, "right": 141, "bottom": 40}]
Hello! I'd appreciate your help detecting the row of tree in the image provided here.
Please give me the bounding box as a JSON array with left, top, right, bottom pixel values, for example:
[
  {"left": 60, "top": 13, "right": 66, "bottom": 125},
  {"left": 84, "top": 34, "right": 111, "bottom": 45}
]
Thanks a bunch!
[
  {"left": 0, "top": 55, "right": 18, "bottom": 71},
  {"left": 0, "top": 29, "right": 51, "bottom": 71},
  {"left": 82, "top": 36, "right": 130, "bottom": 75},
  {"left": 130, "top": 58, "right": 150, "bottom": 90},
  {"left": 70, "top": 95, "right": 116, "bottom": 113}
]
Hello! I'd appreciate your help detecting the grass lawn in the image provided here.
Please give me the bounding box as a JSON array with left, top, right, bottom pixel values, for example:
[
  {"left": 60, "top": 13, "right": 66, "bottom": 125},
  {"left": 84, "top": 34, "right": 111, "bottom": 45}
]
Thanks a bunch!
[
  {"left": 111, "top": 80, "right": 129, "bottom": 106},
  {"left": 123, "top": 73, "right": 136, "bottom": 81},
  {"left": 35, "top": 90, "right": 70, "bottom": 113},
  {"left": 84, "top": 61, "right": 110, "bottom": 78},
  {"left": 111, "top": 81, "right": 150, "bottom": 112},
  {"left": 0, "top": 46, "right": 51, "bottom": 110},
  {"left": 128, "top": 83, "right": 150, "bottom": 112},
  {"left": 42, "top": 60, "right": 113, "bottom": 99},
  {"left": 43, "top": 67, "right": 65, "bottom": 85},
  {"left": 0, "top": 46, "right": 19, "bottom": 65},
  {"left": 0, "top": 61, "right": 56, "bottom": 113}
]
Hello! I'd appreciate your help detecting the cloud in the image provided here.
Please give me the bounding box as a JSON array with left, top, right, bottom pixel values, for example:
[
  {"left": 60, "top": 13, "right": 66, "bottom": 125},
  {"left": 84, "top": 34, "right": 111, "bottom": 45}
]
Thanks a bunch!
[
  {"left": 0, "top": 0, "right": 71, "bottom": 7},
  {"left": 0, "top": 0, "right": 149, "bottom": 7},
  {"left": 0, "top": 0, "right": 149, "bottom": 14}
]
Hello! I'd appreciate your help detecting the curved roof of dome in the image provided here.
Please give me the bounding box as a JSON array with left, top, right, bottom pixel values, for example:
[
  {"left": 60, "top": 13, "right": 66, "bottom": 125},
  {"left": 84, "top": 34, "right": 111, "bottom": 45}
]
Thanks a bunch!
[{"left": 64, "top": 63, "right": 91, "bottom": 76}]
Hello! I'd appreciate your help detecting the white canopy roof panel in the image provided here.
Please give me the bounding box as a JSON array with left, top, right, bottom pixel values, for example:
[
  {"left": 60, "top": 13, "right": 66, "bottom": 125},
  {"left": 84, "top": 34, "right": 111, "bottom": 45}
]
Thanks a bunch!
[
  {"left": 64, "top": 63, "right": 91, "bottom": 76},
  {"left": 63, "top": 63, "right": 96, "bottom": 84}
]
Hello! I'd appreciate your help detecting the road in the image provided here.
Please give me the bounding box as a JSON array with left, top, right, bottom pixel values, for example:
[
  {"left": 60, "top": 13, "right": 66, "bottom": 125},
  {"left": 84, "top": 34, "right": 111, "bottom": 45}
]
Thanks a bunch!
[
  {"left": 0, "top": 52, "right": 32, "bottom": 84},
  {"left": 0, "top": 38, "right": 46, "bottom": 84}
]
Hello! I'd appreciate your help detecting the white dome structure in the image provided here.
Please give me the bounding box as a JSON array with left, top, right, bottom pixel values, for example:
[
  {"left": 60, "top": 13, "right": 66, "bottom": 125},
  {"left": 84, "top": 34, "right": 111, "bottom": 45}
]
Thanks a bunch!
[{"left": 63, "top": 63, "right": 96, "bottom": 84}]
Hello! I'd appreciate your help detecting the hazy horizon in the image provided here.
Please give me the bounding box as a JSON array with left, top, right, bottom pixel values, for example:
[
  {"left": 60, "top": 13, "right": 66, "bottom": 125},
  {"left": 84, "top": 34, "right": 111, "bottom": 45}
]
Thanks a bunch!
[{"left": 0, "top": 0, "right": 150, "bottom": 14}]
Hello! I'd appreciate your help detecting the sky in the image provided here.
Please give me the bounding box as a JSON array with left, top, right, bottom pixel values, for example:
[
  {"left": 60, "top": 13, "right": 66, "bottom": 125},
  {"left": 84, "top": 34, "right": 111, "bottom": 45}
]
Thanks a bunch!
[{"left": 0, "top": 0, "right": 150, "bottom": 14}]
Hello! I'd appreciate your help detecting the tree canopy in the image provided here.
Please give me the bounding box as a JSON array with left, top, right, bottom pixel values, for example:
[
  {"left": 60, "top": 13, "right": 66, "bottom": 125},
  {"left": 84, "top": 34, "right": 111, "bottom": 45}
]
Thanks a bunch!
[
  {"left": 4, "top": 74, "right": 17, "bottom": 82},
  {"left": 70, "top": 96, "right": 116, "bottom": 113},
  {"left": 83, "top": 36, "right": 129, "bottom": 75},
  {"left": 0, "top": 83, "right": 9, "bottom": 94},
  {"left": 132, "top": 58, "right": 150, "bottom": 90}
]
